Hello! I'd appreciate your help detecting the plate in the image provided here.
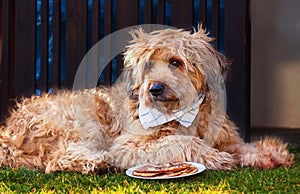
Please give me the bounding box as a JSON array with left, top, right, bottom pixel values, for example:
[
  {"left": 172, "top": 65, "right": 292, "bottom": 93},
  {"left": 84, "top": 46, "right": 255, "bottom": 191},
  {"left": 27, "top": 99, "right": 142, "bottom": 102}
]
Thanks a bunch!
[{"left": 125, "top": 162, "right": 205, "bottom": 180}]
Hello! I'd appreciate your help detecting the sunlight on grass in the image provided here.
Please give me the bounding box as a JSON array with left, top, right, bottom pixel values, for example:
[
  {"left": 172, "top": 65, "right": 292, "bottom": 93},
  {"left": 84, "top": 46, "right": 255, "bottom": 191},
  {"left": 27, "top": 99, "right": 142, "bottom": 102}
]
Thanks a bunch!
[
  {"left": 23, "top": 179, "right": 235, "bottom": 194},
  {"left": 0, "top": 146, "right": 299, "bottom": 193},
  {"left": 0, "top": 182, "right": 13, "bottom": 193}
]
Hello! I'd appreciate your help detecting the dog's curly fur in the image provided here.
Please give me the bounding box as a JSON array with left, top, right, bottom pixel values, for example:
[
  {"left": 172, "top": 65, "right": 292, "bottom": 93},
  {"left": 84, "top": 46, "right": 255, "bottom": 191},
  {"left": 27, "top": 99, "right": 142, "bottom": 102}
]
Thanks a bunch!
[{"left": 0, "top": 27, "right": 294, "bottom": 174}]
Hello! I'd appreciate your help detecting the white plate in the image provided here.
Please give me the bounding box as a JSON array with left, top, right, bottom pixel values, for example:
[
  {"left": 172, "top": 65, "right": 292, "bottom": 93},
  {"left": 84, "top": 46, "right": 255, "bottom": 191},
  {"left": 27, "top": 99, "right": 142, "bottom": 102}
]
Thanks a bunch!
[{"left": 125, "top": 162, "right": 206, "bottom": 180}]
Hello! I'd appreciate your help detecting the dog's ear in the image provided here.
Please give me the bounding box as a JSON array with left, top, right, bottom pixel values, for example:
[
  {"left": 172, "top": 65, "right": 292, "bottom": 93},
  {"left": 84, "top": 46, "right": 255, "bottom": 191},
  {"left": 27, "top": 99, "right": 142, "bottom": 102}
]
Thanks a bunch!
[
  {"left": 188, "top": 24, "right": 229, "bottom": 103},
  {"left": 123, "top": 28, "right": 151, "bottom": 69},
  {"left": 193, "top": 24, "right": 229, "bottom": 77},
  {"left": 122, "top": 28, "right": 157, "bottom": 91},
  {"left": 206, "top": 46, "right": 229, "bottom": 77}
]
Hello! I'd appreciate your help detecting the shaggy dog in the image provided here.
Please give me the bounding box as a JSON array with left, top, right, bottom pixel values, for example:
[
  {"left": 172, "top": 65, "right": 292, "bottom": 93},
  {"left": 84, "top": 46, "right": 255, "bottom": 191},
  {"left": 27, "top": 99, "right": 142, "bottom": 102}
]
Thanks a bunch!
[{"left": 0, "top": 27, "right": 294, "bottom": 174}]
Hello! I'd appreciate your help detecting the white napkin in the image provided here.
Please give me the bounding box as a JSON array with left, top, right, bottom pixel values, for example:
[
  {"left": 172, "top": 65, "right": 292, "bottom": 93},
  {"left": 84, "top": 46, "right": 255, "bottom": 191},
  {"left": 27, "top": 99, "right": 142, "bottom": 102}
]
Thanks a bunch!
[{"left": 139, "top": 93, "right": 205, "bottom": 129}]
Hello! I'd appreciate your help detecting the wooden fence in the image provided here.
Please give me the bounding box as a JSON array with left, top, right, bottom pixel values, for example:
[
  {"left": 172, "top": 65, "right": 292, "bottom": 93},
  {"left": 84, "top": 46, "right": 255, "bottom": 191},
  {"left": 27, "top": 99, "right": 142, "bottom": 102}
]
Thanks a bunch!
[{"left": 0, "top": 0, "right": 250, "bottom": 141}]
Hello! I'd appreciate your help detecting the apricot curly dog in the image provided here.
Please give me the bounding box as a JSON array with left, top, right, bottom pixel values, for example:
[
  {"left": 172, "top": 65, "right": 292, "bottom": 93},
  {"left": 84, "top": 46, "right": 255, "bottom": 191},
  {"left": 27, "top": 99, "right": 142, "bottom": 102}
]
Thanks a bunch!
[{"left": 0, "top": 26, "right": 294, "bottom": 174}]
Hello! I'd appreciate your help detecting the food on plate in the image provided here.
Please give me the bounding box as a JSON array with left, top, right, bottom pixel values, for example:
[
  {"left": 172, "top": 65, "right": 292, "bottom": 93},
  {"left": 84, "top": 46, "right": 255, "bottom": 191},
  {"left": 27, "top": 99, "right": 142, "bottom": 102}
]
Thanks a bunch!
[{"left": 132, "top": 162, "right": 198, "bottom": 177}]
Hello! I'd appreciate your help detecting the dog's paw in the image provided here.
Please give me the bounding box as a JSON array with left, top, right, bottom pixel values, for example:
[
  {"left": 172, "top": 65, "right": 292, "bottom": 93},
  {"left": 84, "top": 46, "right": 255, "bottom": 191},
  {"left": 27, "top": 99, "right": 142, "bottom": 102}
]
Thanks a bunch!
[
  {"left": 198, "top": 150, "right": 237, "bottom": 170},
  {"left": 188, "top": 137, "right": 237, "bottom": 170}
]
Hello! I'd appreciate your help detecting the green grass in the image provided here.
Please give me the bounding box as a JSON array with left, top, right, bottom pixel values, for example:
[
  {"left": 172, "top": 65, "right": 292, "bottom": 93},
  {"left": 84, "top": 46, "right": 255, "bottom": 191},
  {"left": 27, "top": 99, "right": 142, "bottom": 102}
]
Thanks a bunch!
[{"left": 1, "top": 146, "right": 299, "bottom": 194}]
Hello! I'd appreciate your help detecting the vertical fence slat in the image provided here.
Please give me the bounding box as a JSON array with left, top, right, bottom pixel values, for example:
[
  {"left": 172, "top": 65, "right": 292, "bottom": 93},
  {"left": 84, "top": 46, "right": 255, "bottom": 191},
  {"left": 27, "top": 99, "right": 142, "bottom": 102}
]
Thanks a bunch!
[
  {"left": 116, "top": 0, "right": 139, "bottom": 32},
  {"left": 65, "top": 0, "right": 88, "bottom": 88},
  {"left": 199, "top": 0, "right": 207, "bottom": 27},
  {"left": 156, "top": 0, "right": 165, "bottom": 24},
  {"left": 225, "top": 0, "right": 251, "bottom": 142},
  {"left": 0, "top": 0, "right": 13, "bottom": 122},
  {"left": 92, "top": 0, "right": 100, "bottom": 44},
  {"left": 104, "top": 0, "right": 112, "bottom": 39},
  {"left": 40, "top": 0, "right": 49, "bottom": 92},
  {"left": 170, "top": 0, "right": 193, "bottom": 30},
  {"left": 14, "top": 0, "right": 36, "bottom": 97},
  {"left": 90, "top": 0, "right": 100, "bottom": 87},
  {"left": 0, "top": 0, "right": 7, "bottom": 122},
  {"left": 211, "top": 0, "right": 220, "bottom": 49},
  {"left": 0, "top": 1, "right": 2, "bottom": 72},
  {"left": 144, "top": 0, "right": 152, "bottom": 23},
  {"left": 103, "top": 0, "right": 112, "bottom": 85},
  {"left": 116, "top": 0, "right": 139, "bottom": 77},
  {"left": 52, "top": 0, "right": 61, "bottom": 88}
]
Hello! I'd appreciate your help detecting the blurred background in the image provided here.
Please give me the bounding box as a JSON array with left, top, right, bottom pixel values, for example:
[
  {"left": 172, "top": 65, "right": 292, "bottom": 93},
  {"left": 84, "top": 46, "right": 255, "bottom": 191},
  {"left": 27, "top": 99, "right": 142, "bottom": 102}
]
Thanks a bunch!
[
  {"left": 250, "top": 0, "right": 300, "bottom": 145},
  {"left": 251, "top": 0, "right": 300, "bottom": 129}
]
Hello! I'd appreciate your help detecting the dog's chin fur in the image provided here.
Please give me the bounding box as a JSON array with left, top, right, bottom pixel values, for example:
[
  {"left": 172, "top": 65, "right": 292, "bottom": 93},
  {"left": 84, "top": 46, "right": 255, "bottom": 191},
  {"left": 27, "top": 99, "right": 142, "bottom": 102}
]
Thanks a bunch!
[{"left": 0, "top": 26, "right": 294, "bottom": 174}]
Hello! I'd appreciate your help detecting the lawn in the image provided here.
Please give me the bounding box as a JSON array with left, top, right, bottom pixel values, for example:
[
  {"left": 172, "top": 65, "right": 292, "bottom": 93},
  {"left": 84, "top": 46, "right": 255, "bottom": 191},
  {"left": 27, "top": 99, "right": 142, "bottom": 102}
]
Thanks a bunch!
[{"left": 0, "top": 146, "right": 299, "bottom": 194}]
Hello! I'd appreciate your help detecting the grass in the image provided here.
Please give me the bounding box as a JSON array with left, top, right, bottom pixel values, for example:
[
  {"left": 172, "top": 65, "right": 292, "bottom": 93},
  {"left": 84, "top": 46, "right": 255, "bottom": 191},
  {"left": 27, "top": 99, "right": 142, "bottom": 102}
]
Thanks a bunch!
[{"left": 0, "top": 146, "right": 299, "bottom": 193}]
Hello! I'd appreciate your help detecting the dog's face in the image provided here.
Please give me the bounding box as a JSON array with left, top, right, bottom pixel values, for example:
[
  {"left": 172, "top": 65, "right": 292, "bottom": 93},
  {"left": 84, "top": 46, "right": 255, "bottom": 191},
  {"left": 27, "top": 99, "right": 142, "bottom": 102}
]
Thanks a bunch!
[
  {"left": 123, "top": 27, "right": 228, "bottom": 122},
  {"left": 136, "top": 47, "right": 203, "bottom": 113}
]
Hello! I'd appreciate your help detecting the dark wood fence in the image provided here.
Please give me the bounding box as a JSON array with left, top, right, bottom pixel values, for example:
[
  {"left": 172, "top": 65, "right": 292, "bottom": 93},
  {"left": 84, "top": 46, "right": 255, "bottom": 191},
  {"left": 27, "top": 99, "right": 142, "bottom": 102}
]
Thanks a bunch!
[{"left": 0, "top": 0, "right": 250, "bottom": 141}]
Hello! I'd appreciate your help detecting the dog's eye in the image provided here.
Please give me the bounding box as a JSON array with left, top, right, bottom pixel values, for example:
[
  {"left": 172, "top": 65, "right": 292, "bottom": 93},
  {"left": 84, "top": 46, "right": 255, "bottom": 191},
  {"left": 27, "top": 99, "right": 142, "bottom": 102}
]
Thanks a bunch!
[
  {"left": 129, "top": 89, "right": 139, "bottom": 100},
  {"left": 169, "top": 59, "right": 182, "bottom": 68}
]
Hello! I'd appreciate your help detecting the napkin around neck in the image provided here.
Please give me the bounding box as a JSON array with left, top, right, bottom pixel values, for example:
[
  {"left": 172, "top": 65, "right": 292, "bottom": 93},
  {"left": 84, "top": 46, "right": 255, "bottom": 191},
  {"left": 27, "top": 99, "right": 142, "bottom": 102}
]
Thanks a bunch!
[{"left": 138, "top": 93, "right": 205, "bottom": 129}]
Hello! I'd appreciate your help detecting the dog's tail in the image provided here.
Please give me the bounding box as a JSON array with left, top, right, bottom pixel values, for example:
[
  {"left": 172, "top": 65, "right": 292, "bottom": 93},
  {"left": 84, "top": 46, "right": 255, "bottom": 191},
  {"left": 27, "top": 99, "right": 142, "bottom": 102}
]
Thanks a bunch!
[{"left": 239, "top": 136, "right": 294, "bottom": 169}]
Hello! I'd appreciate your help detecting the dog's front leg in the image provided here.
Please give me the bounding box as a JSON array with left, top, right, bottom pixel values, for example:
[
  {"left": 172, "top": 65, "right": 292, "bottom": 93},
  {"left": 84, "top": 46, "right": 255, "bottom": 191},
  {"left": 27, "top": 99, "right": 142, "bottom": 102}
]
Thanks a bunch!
[
  {"left": 109, "top": 134, "right": 237, "bottom": 170},
  {"left": 53, "top": 141, "right": 112, "bottom": 174}
]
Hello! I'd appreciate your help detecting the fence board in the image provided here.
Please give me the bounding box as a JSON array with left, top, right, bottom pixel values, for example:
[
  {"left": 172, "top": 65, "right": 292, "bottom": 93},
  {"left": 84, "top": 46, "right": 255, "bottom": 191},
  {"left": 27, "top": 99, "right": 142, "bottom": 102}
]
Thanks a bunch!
[
  {"left": 156, "top": 0, "right": 165, "bottom": 24},
  {"left": 52, "top": 0, "right": 61, "bottom": 87},
  {"left": 170, "top": 0, "right": 193, "bottom": 30},
  {"left": 144, "top": 0, "right": 152, "bottom": 24},
  {"left": 14, "top": 0, "right": 36, "bottom": 97},
  {"left": 224, "top": 0, "right": 250, "bottom": 141},
  {"left": 116, "top": 0, "right": 139, "bottom": 77},
  {"left": 0, "top": 1, "right": 2, "bottom": 70},
  {"left": 0, "top": 0, "right": 13, "bottom": 122},
  {"left": 89, "top": 0, "right": 100, "bottom": 87},
  {"left": 211, "top": 0, "right": 219, "bottom": 49},
  {"left": 199, "top": 0, "right": 207, "bottom": 27},
  {"left": 92, "top": 0, "right": 100, "bottom": 44},
  {"left": 103, "top": 0, "right": 112, "bottom": 85},
  {"left": 116, "top": 0, "right": 139, "bottom": 32},
  {"left": 40, "top": 0, "right": 49, "bottom": 92},
  {"left": 65, "top": 0, "right": 88, "bottom": 88}
]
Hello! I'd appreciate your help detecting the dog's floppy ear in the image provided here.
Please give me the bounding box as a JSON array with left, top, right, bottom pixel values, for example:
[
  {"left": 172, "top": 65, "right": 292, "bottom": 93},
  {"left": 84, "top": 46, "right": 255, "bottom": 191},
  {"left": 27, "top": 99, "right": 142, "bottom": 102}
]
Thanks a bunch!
[
  {"left": 206, "top": 44, "right": 229, "bottom": 77},
  {"left": 123, "top": 28, "right": 151, "bottom": 70},
  {"left": 122, "top": 28, "right": 156, "bottom": 91},
  {"left": 193, "top": 24, "right": 229, "bottom": 77},
  {"left": 189, "top": 24, "right": 229, "bottom": 106}
]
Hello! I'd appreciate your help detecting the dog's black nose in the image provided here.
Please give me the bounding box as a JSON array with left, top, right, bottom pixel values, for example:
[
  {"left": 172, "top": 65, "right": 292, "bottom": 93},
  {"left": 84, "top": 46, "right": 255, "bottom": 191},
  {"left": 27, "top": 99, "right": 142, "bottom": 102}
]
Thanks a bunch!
[{"left": 149, "top": 84, "right": 164, "bottom": 96}]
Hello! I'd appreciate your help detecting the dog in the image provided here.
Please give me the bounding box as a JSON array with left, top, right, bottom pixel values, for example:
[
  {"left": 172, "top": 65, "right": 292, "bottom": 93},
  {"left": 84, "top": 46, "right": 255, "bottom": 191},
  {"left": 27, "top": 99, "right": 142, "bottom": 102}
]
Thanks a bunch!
[{"left": 0, "top": 26, "right": 294, "bottom": 174}]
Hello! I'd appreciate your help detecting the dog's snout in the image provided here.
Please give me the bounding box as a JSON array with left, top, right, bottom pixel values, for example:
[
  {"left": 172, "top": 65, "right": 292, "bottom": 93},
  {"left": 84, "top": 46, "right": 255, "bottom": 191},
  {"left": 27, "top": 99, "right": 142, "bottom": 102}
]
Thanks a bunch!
[{"left": 149, "top": 83, "right": 164, "bottom": 96}]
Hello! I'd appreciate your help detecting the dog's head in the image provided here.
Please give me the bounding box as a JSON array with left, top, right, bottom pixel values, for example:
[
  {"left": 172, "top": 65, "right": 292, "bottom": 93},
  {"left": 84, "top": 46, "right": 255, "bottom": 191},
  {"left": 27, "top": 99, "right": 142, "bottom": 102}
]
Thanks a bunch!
[{"left": 122, "top": 26, "right": 228, "bottom": 127}]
